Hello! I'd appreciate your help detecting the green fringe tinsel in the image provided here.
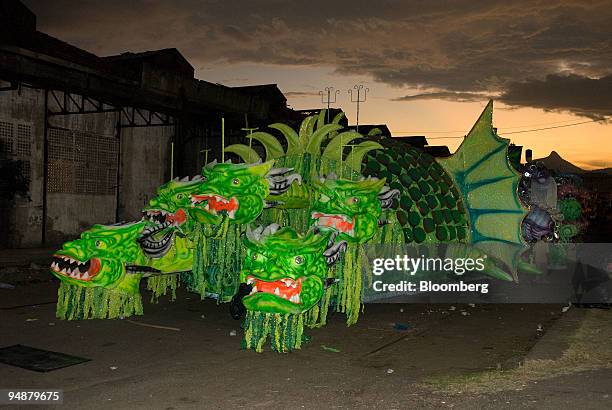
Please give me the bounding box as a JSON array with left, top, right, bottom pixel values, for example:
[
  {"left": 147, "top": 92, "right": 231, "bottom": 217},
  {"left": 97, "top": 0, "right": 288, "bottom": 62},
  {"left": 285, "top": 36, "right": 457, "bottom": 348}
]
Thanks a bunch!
[
  {"left": 146, "top": 274, "right": 179, "bottom": 302},
  {"left": 56, "top": 282, "right": 143, "bottom": 320},
  {"left": 305, "top": 216, "right": 404, "bottom": 328},
  {"left": 303, "top": 245, "right": 365, "bottom": 327},
  {"left": 242, "top": 311, "right": 306, "bottom": 353},
  {"left": 185, "top": 222, "right": 244, "bottom": 302}
]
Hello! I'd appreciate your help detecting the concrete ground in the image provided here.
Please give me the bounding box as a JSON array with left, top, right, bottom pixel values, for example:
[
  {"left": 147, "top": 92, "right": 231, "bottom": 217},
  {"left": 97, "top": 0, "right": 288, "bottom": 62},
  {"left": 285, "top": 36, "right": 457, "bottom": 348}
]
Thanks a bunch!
[{"left": 0, "top": 257, "right": 611, "bottom": 409}]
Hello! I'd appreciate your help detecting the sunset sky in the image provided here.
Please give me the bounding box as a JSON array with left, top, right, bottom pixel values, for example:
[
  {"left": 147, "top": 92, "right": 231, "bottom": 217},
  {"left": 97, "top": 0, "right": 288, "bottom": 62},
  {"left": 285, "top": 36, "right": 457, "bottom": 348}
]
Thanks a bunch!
[{"left": 24, "top": 0, "right": 612, "bottom": 169}]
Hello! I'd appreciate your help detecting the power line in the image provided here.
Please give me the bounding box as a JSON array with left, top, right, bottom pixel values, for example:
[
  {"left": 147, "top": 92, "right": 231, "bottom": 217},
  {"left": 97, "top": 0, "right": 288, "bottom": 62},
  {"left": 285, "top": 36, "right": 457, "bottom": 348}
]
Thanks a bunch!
[
  {"left": 394, "top": 118, "right": 588, "bottom": 133},
  {"left": 501, "top": 118, "right": 607, "bottom": 135},
  {"left": 501, "top": 118, "right": 602, "bottom": 130},
  {"left": 401, "top": 117, "right": 609, "bottom": 139}
]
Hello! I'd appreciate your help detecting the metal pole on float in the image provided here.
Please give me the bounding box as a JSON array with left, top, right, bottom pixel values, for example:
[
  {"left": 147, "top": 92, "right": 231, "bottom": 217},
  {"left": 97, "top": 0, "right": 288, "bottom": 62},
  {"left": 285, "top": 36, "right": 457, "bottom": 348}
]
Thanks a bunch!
[
  {"left": 170, "top": 142, "right": 174, "bottom": 180},
  {"left": 241, "top": 113, "right": 258, "bottom": 157},
  {"left": 221, "top": 116, "right": 225, "bottom": 162},
  {"left": 200, "top": 149, "right": 211, "bottom": 167}
]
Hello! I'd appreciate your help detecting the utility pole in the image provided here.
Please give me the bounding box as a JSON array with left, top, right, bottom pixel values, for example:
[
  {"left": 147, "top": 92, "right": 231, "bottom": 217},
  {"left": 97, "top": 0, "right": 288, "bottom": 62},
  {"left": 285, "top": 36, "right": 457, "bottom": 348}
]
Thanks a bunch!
[
  {"left": 319, "top": 86, "right": 340, "bottom": 123},
  {"left": 348, "top": 84, "right": 369, "bottom": 133}
]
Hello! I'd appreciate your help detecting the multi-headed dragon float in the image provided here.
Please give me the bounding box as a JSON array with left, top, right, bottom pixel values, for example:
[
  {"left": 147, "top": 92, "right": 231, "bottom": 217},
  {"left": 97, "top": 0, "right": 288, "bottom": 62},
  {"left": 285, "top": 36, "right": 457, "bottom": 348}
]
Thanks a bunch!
[{"left": 49, "top": 101, "right": 580, "bottom": 352}]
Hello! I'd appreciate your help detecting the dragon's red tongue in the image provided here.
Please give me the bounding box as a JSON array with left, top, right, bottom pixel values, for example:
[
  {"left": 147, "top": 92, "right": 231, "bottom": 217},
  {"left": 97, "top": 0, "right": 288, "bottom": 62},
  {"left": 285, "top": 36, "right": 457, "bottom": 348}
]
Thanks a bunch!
[
  {"left": 316, "top": 214, "right": 354, "bottom": 232},
  {"left": 166, "top": 208, "right": 186, "bottom": 224},
  {"left": 210, "top": 197, "right": 238, "bottom": 212},
  {"left": 192, "top": 195, "right": 238, "bottom": 212},
  {"left": 336, "top": 219, "right": 354, "bottom": 232},
  {"left": 88, "top": 258, "right": 101, "bottom": 276},
  {"left": 251, "top": 277, "right": 302, "bottom": 299}
]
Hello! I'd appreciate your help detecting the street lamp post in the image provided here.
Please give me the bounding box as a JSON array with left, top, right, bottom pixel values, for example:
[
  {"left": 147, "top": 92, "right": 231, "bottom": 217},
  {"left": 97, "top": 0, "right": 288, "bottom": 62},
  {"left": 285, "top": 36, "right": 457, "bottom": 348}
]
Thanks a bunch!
[
  {"left": 348, "top": 84, "right": 369, "bottom": 133},
  {"left": 319, "top": 86, "right": 340, "bottom": 123}
]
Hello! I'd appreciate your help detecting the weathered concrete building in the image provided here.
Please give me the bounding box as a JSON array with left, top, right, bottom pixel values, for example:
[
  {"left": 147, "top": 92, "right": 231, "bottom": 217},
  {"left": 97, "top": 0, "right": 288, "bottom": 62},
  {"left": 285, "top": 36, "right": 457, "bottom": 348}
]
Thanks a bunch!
[
  {"left": 0, "top": 0, "right": 300, "bottom": 247},
  {"left": 0, "top": 1, "right": 445, "bottom": 250}
]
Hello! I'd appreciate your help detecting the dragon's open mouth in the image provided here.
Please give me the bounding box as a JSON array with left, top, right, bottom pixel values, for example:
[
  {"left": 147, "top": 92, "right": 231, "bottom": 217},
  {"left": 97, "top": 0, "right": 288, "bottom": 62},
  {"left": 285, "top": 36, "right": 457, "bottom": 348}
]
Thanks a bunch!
[
  {"left": 311, "top": 212, "right": 355, "bottom": 236},
  {"left": 191, "top": 194, "right": 239, "bottom": 219},
  {"left": 51, "top": 255, "right": 100, "bottom": 281},
  {"left": 142, "top": 209, "right": 186, "bottom": 226},
  {"left": 244, "top": 275, "right": 303, "bottom": 304},
  {"left": 139, "top": 222, "right": 174, "bottom": 258}
]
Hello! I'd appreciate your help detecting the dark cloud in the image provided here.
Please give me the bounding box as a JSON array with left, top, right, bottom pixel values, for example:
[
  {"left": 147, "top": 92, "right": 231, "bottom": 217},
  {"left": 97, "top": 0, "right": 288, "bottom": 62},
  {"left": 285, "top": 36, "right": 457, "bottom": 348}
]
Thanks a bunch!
[
  {"left": 500, "top": 74, "right": 612, "bottom": 119},
  {"left": 580, "top": 159, "right": 611, "bottom": 169},
  {"left": 22, "top": 0, "right": 612, "bottom": 118},
  {"left": 393, "top": 91, "right": 492, "bottom": 103},
  {"left": 284, "top": 91, "right": 321, "bottom": 97}
]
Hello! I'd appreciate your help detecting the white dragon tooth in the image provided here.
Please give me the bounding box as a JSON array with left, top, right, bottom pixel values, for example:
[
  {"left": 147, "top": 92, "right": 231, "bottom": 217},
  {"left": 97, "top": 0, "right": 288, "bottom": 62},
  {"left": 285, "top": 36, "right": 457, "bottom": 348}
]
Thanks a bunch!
[
  {"left": 82, "top": 272, "right": 90, "bottom": 279},
  {"left": 251, "top": 286, "right": 257, "bottom": 293},
  {"left": 282, "top": 294, "right": 288, "bottom": 299},
  {"left": 274, "top": 287, "right": 280, "bottom": 296}
]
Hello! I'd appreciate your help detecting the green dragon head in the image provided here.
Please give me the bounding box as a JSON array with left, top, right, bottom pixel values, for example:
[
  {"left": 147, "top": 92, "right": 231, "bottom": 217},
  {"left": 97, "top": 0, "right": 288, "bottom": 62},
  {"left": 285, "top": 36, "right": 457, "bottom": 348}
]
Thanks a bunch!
[
  {"left": 190, "top": 161, "right": 275, "bottom": 224},
  {"left": 141, "top": 176, "right": 208, "bottom": 258},
  {"left": 310, "top": 175, "right": 399, "bottom": 244},
  {"left": 238, "top": 224, "right": 345, "bottom": 314},
  {"left": 50, "top": 222, "right": 145, "bottom": 294}
]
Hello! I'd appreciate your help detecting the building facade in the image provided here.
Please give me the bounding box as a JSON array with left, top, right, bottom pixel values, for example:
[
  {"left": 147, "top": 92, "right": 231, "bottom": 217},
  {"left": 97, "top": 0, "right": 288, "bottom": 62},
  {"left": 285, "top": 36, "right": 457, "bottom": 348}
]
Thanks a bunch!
[{"left": 0, "top": 0, "right": 300, "bottom": 247}]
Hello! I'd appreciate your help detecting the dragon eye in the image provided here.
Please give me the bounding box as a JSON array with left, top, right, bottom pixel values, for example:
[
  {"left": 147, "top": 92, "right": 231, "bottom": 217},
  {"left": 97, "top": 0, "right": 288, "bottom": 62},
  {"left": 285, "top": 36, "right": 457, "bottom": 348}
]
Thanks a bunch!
[
  {"left": 252, "top": 254, "right": 257, "bottom": 260},
  {"left": 348, "top": 197, "right": 359, "bottom": 204},
  {"left": 95, "top": 240, "right": 101, "bottom": 247},
  {"left": 294, "top": 256, "right": 303, "bottom": 265},
  {"left": 176, "top": 194, "right": 184, "bottom": 200},
  {"left": 232, "top": 178, "right": 240, "bottom": 185},
  {"left": 95, "top": 240, "right": 106, "bottom": 249}
]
